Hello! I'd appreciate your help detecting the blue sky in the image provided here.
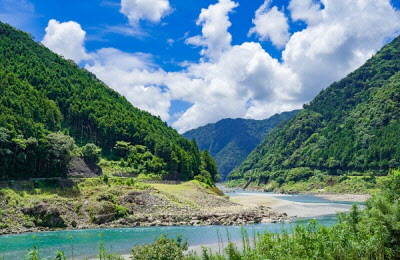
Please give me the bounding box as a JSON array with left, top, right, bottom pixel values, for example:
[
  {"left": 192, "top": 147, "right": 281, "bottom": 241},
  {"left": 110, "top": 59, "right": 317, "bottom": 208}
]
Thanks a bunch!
[{"left": 1, "top": 0, "right": 400, "bottom": 132}]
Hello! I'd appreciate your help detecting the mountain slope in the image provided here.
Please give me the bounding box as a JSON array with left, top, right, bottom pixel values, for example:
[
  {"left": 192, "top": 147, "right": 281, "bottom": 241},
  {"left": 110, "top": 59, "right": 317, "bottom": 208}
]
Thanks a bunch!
[
  {"left": 0, "top": 22, "right": 209, "bottom": 180},
  {"left": 232, "top": 35, "right": 400, "bottom": 183},
  {"left": 183, "top": 111, "right": 299, "bottom": 179}
]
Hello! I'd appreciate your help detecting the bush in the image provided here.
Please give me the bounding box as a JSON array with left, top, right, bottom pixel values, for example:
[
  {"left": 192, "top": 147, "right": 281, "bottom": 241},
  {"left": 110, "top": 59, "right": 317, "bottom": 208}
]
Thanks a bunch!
[
  {"left": 115, "top": 205, "right": 128, "bottom": 219},
  {"left": 131, "top": 235, "right": 188, "bottom": 260}
]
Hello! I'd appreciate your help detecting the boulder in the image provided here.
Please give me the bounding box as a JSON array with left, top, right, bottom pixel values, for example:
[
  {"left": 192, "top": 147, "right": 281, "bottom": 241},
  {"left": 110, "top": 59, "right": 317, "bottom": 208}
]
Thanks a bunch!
[{"left": 23, "top": 203, "right": 66, "bottom": 228}]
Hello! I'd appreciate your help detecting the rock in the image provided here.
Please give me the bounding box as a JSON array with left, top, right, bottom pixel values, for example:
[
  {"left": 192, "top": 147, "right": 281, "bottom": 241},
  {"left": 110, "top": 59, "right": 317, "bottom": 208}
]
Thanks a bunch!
[
  {"left": 92, "top": 213, "right": 115, "bottom": 225},
  {"left": 254, "top": 217, "right": 262, "bottom": 223},
  {"left": 67, "top": 157, "right": 102, "bottom": 178},
  {"left": 190, "top": 220, "right": 201, "bottom": 225},
  {"left": 23, "top": 203, "right": 66, "bottom": 228}
]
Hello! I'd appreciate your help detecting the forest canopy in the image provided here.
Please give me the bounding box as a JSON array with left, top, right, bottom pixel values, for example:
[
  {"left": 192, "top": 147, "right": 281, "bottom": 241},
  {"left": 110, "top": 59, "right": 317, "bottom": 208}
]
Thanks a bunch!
[{"left": 0, "top": 22, "right": 214, "bottom": 181}]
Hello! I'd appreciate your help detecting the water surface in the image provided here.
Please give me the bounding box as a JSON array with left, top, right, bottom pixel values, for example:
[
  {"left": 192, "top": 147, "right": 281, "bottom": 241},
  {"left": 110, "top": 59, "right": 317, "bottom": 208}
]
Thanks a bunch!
[{"left": 0, "top": 215, "right": 336, "bottom": 259}]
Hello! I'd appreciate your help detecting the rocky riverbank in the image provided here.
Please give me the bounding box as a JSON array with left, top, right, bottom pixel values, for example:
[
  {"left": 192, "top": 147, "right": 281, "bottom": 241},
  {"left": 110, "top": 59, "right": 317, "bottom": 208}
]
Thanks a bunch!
[{"left": 0, "top": 180, "right": 288, "bottom": 235}]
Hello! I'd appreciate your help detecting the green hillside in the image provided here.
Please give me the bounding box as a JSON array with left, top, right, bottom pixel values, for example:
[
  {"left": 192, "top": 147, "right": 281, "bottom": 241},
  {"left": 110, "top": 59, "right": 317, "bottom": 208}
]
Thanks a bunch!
[
  {"left": 183, "top": 111, "right": 299, "bottom": 179},
  {"left": 0, "top": 22, "right": 215, "bottom": 181},
  {"left": 231, "top": 35, "right": 400, "bottom": 187}
]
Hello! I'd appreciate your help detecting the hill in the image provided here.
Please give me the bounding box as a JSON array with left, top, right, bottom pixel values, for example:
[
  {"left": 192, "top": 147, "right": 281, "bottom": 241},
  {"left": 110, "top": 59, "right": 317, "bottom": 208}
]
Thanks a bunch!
[
  {"left": 230, "top": 35, "right": 400, "bottom": 190},
  {"left": 0, "top": 22, "right": 215, "bottom": 181},
  {"left": 183, "top": 111, "right": 299, "bottom": 179}
]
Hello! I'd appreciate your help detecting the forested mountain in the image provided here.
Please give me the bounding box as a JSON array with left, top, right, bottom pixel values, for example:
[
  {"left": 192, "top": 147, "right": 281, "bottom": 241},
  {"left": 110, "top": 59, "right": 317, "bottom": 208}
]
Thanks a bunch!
[
  {"left": 231, "top": 35, "right": 400, "bottom": 183},
  {"left": 183, "top": 111, "right": 299, "bottom": 179},
  {"left": 0, "top": 22, "right": 216, "bottom": 181}
]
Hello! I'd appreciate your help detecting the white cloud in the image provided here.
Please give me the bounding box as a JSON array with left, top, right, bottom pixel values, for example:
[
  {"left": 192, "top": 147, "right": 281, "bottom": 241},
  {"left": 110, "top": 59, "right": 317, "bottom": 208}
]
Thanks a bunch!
[
  {"left": 85, "top": 48, "right": 170, "bottom": 121},
  {"left": 185, "top": 0, "right": 238, "bottom": 60},
  {"left": 42, "top": 19, "right": 90, "bottom": 63},
  {"left": 288, "top": 0, "right": 323, "bottom": 25},
  {"left": 284, "top": 0, "right": 400, "bottom": 101},
  {"left": 248, "top": 0, "right": 290, "bottom": 48},
  {"left": 120, "top": 0, "right": 171, "bottom": 25},
  {"left": 166, "top": 42, "right": 301, "bottom": 132}
]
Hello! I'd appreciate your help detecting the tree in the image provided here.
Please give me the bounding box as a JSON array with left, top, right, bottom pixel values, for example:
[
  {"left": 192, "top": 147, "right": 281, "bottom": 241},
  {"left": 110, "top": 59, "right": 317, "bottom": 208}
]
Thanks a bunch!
[
  {"left": 82, "top": 143, "right": 101, "bottom": 163},
  {"left": 46, "top": 132, "right": 76, "bottom": 176},
  {"left": 201, "top": 150, "right": 219, "bottom": 182}
]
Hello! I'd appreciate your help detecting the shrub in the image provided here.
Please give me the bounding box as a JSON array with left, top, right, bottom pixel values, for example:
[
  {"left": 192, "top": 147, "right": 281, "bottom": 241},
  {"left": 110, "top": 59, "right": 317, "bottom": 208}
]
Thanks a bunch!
[
  {"left": 131, "top": 235, "right": 188, "bottom": 260},
  {"left": 115, "top": 205, "right": 128, "bottom": 219}
]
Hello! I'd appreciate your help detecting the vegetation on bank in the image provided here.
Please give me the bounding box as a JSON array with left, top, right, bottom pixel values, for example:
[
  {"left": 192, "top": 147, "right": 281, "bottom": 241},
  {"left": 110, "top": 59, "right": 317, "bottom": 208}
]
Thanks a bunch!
[
  {"left": 183, "top": 111, "right": 299, "bottom": 180},
  {"left": 0, "top": 21, "right": 217, "bottom": 182},
  {"left": 231, "top": 35, "right": 400, "bottom": 185},
  {"left": 16, "top": 169, "right": 400, "bottom": 260},
  {"left": 227, "top": 167, "right": 382, "bottom": 194},
  {"left": 0, "top": 175, "right": 229, "bottom": 233}
]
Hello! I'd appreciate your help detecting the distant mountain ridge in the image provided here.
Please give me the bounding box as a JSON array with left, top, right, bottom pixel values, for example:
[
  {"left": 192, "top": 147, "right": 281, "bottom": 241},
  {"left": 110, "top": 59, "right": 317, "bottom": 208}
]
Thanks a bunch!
[
  {"left": 183, "top": 111, "right": 299, "bottom": 179},
  {"left": 231, "top": 34, "right": 400, "bottom": 184}
]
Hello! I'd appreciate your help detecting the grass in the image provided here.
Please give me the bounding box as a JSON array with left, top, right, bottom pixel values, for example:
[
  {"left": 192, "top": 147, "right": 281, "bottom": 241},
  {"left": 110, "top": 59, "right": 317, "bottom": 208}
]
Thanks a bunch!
[{"left": 150, "top": 181, "right": 224, "bottom": 209}]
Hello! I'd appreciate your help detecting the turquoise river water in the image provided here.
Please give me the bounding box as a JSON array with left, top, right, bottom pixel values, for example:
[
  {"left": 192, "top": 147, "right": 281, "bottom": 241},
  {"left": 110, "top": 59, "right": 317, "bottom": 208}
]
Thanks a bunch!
[{"left": 0, "top": 191, "right": 354, "bottom": 259}]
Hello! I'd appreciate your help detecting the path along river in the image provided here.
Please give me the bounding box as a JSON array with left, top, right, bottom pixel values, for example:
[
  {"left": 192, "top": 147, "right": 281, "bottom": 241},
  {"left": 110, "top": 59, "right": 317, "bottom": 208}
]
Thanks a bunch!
[{"left": 0, "top": 190, "right": 362, "bottom": 259}]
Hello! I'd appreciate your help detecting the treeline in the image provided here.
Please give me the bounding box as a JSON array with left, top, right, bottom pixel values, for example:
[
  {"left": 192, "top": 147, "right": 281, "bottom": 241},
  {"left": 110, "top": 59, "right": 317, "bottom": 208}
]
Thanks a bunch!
[
  {"left": 0, "top": 22, "right": 216, "bottom": 181},
  {"left": 232, "top": 34, "right": 400, "bottom": 183}
]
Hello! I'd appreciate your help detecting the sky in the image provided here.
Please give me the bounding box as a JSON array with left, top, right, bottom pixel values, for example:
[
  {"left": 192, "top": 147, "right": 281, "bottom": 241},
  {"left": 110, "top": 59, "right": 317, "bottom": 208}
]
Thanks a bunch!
[{"left": 1, "top": 0, "right": 400, "bottom": 133}]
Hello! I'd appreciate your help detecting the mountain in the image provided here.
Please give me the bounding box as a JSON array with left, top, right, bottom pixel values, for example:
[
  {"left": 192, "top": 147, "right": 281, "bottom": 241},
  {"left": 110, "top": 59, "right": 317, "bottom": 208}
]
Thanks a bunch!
[
  {"left": 231, "top": 35, "right": 400, "bottom": 184},
  {"left": 0, "top": 22, "right": 215, "bottom": 181},
  {"left": 183, "top": 111, "right": 299, "bottom": 179}
]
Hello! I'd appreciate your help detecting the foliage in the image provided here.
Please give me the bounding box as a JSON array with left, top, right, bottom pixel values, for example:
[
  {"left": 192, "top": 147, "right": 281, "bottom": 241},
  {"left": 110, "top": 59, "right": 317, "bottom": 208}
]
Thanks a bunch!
[
  {"left": 183, "top": 111, "right": 299, "bottom": 180},
  {"left": 114, "top": 205, "right": 128, "bottom": 218},
  {"left": 233, "top": 35, "right": 400, "bottom": 185},
  {"left": 131, "top": 234, "right": 188, "bottom": 260},
  {"left": 81, "top": 143, "right": 101, "bottom": 163},
  {"left": 0, "top": 22, "right": 214, "bottom": 181}
]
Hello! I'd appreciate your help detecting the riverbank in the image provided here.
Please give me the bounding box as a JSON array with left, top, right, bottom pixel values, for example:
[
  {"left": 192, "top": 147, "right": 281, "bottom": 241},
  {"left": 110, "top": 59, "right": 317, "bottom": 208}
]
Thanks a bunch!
[
  {"left": 228, "top": 191, "right": 365, "bottom": 218},
  {"left": 0, "top": 179, "right": 287, "bottom": 235}
]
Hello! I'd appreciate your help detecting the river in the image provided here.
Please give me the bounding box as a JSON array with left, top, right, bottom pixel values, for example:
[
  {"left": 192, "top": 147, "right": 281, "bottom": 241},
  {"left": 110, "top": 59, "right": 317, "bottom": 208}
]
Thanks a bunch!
[{"left": 0, "top": 191, "right": 357, "bottom": 259}]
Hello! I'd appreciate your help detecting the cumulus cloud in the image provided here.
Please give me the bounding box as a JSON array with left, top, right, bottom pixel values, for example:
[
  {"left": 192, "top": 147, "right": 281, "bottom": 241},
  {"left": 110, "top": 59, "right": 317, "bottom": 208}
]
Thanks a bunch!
[
  {"left": 284, "top": 0, "right": 400, "bottom": 101},
  {"left": 85, "top": 48, "right": 170, "bottom": 121},
  {"left": 185, "top": 0, "right": 238, "bottom": 60},
  {"left": 42, "top": 19, "right": 90, "bottom": 63},
  {"left": 165, "top": 42, "right": 301, "bottom": 132},
  {"left": 288, "top": 0, "right": 323, "bottom": 25},
  {"left": 120, "top": 0, "right": 171, "bottom": 25},
  {"left": 248, "top": 0, "right": 290, "bottom": 48}
]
